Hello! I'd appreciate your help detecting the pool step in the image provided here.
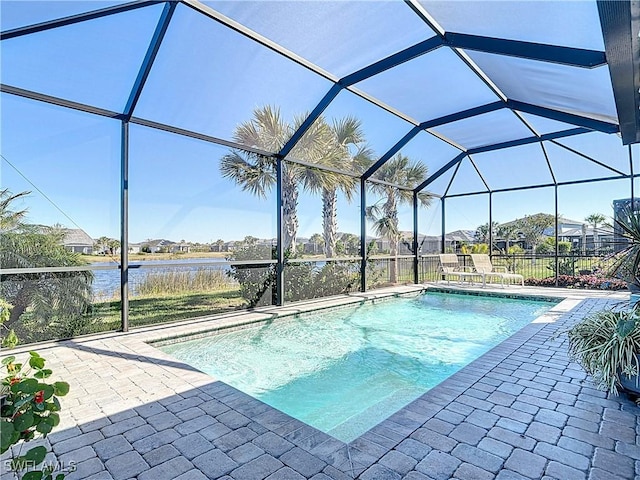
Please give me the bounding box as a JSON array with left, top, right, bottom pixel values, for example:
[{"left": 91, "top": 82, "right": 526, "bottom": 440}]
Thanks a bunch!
[
  {"left": 326, "top": 382, "right": 424, "bottom": 442},
  {"left": 302, "top": 369, "right": 424, "bottom": 437}
]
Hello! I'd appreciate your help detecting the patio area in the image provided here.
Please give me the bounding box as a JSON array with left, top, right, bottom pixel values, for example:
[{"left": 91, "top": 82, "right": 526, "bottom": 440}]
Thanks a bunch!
[{"left": 2, "top": 285, "right": 637, "bottom": 480}]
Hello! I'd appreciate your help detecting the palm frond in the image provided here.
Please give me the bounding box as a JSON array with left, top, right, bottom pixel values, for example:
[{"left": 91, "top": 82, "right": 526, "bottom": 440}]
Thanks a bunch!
[
  {"left": 606, "top": 205, "right": 640, "bottom": 285},
  {"left": 220, "top": 151, "right": 275, "bottom": 198},
  {"left": 233, "top": 105, "right": 289, "bottom": 152},
  {"left": 332, "top": 116, "right": 365, "bottom": 146},
  {"left": 0, "top": 189, "right": 31, "bottom": 232}
]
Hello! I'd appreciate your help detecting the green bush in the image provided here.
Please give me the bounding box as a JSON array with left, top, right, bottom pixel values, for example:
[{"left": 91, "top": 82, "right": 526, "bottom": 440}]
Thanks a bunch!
[
  {"left": 1, "top": 352, "right": 71, "bottom": 479},
  {"left": 227, "top": 238, "right": 365, "bottom": 306},
  {"left": 547, "top": 257, "right": 578, "bottom": 276},
  {"left": 226, "top": 238, "right": 275, "bottom": 307},
  {"left": 536, "top": 238, "right": 572, "bottom": 254}
]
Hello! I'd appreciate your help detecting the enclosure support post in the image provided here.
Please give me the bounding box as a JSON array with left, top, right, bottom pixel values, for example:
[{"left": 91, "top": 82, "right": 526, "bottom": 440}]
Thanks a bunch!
[
  {"left": 441, "top": 198, "right": 446, "bottom": 254},
  {"left": 554, "top": 185, "right": 559, "bottom": 287},
  {"left": 360, "top": 178, "right": 367, "bottom": 292},
  {"left": 413, "top": 191, "right": 419, "bottom": 284},
  {"left": 489, "top": 192, "right": 493, "bottom": 258},
  {"left": 120, "top": 121, "right": 129, "bottom": 332},
  {"left": 276, "top": 156, "right": 285, "bottom": 306}
]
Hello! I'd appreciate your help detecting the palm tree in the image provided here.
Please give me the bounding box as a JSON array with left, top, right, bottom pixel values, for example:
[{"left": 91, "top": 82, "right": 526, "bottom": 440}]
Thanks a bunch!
[
  {"left": 0, "top": 188, "right": 30, "bottom": 232},
  {"left": 300, "top": 116, "right": 372, "bottom": 257},
  {"left": 107, "top": 238, "right": 120, "bottom": 255},
  {"left": 366, "top": 154, "right": 432, "bottom": 283},
  {"left": 220, "top": 105, "right": 333, "bottom": 256},
  {"left": 309, "top": 233, "right": 323, "bottom": 254},
  {"left": 585, "top": 213, "right": 607, "bottom": 254},
  {"left": 94, "top": 236, "right": 110, "bottom": 254}
]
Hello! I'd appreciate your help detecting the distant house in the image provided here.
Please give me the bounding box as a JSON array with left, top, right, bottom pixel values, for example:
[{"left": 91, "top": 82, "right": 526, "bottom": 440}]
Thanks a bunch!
[
  {"left": 495, "top": 214, "right": 614, "bottom": 253},
  {"left": 555, "top": 220, "right": 614, "bottom": 253},
  {"left": 171, "top": 242, "right": 191, "bottom": 253},
  {"left": 61, "top": 228, "right": 94, "bottom": 254},
  {"left": 140, "top": 239, "right": 173, "bottom": 253},
  {"left": 137, "top": 239, "right": 192, "bottom": 254},
  {"left": 128, "top": 243, "right": 142, "bottom": 254}
]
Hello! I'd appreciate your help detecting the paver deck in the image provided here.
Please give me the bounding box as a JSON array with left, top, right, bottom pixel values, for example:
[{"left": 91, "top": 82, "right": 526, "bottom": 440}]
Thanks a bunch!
[{"left": 1, "top": 284, "right": 637, "bottom": 479}]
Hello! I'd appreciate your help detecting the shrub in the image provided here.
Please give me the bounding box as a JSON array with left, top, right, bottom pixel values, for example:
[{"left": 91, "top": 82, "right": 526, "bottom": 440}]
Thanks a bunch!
[
  {"left": 1, "top": 352, "right": 71, "bottom": 479},
  {"left": 525, "top": 274, "right": 627, "bottom": 290},
  {"left": 566, "top": 307, "right": 640, "bottom": 395},
  {"left": 547, "top": 257, "right": 578, "bottom": 276},
  {"left": 224, "top": 237, "right": 274, "bottom": 307},
  {"left": 227, "top": 237, "right": 367, "bottom": 305}
]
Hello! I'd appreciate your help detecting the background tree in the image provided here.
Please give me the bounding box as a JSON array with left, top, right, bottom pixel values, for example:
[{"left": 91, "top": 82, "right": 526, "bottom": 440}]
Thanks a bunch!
[
  {"left": 94, "top": 236, "right": 110, "bottom": 254},
  {"left": 585, "top": 213, "right": 607, "bottom": 254},
  {"left": 514, "top": 213, "right": 556, "bottom": 254},
  {"left": 475, "top": 221, "right": 498, "bottom": 245},
  {"left": 107, "top": 238, "right": 120, "bottom": 255},
  {"left": 335, "top": 233, "right": 361, "bottom": 256},
  {"left": 309, "top": 233, "right": 323, "bottom": 254},
  {"left": 215, "top": 238, "right": 225, "bottom": 252},
  {"left": 366, "top": 154, "right": 432, "bottom": 283},
  {"left": 496, "top": 222, "right": 520, "bottom": 253}
]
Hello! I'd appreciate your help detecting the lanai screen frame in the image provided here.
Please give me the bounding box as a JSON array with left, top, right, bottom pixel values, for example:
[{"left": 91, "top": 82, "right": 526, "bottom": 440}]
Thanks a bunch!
[{"left": 1, "top": 0, "right": 639, "bottom": 332}]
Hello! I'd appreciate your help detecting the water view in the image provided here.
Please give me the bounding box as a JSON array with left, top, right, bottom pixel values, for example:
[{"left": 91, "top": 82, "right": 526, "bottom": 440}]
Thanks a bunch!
[{"left": 90, "top": 258, "right": 232, "bottom": 300}]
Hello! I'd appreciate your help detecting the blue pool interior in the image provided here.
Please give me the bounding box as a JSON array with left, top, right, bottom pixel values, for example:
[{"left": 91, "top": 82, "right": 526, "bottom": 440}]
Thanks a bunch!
[{"left": 159, "top": 292, "right": 557, "bottom": 442}]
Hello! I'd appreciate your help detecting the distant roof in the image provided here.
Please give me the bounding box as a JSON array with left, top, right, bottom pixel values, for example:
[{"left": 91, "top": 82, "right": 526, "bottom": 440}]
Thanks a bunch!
[
  {"left": 446, "top": 230, "right": 476, "bottom": 242},
  {"left": 62, "top": 228, "right": 93, "bottom": 246}
]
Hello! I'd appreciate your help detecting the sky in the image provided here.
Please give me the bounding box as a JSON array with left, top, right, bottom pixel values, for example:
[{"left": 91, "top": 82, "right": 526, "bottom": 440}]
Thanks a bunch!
[{"left": 1, "top": 1, "right": 637, "bottom": 244}]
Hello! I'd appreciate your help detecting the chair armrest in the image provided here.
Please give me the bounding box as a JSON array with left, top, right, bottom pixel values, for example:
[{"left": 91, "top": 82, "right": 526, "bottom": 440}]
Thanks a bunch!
[
  {"left": 459, "top": 266, "right": 475, "bottom": 272},
  {"left": 493, "top": 266, "right": 508, "bottom": 273}
]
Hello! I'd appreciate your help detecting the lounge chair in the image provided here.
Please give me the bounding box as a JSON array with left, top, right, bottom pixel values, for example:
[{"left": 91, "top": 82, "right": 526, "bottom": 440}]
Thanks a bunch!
[
  {"left": 470, "top": 254, "right": 524, "bottom": 287},
  {"left": 438, "top": 254, "right": 481, "bottom": 285}
]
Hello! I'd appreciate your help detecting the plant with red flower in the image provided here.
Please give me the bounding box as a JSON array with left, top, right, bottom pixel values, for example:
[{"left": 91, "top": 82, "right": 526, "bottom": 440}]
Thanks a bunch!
[{"left": 1, "top": 351, "right": 70, "bottom": 479}]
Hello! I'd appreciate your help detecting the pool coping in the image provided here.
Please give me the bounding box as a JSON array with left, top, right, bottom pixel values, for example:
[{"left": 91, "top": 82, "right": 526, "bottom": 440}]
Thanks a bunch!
[
  {"left": 1, "top": 284, "right": 634, "bottom": 479},
  {"left": 148, "top": 285, "right": 566, "bottom": 349}
]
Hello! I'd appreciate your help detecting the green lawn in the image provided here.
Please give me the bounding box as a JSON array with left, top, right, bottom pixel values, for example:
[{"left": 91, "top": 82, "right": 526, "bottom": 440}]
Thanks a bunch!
[{"left": 90, "top": 288, "right": 247, "bottom": 331}]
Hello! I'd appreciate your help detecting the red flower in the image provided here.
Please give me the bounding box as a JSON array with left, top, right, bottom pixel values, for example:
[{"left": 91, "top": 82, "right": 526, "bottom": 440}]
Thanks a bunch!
[
  {"left": 9, "top": 377, "right": 20, "bottom": 386},
  {"left": 34, "top": 390, "right": 44, "bottom": 404}
]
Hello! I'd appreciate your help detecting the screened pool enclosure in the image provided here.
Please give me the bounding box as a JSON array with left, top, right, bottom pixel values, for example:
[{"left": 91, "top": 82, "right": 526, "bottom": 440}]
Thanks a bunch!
[{"left": 1, "top": 0, "right": 639, "bottom": 344}]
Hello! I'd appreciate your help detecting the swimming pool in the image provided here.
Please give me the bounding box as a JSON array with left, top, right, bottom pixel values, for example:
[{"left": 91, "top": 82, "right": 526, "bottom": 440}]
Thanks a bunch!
[{"left": 160, "top": 292, "right": 556, "bottom": 442}]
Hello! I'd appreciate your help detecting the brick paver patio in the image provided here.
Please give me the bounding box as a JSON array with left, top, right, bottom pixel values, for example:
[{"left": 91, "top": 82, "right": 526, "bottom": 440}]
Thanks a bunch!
[{"left": 1, "top": 285, "right": 637, "bottom": 479}]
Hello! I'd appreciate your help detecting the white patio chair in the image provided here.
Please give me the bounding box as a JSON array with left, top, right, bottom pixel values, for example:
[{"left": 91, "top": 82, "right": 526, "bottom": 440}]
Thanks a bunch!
[
  {"left": 470, "top": 254, "right": 524, "bottom": 287},
  {"left": 438, "top": 254, "right": 481, "bottom": 285}
]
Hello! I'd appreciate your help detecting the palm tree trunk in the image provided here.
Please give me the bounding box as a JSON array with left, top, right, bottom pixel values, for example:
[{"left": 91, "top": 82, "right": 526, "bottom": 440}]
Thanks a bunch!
[
  {"left": 282, "top": 173, "right": 298, "bottom": 256},
  {"left": 322, "top": 188, "right": 337, "bottom": 258},
  {"left": 384, "top": 196, "right": 399, "bottom": 283}
]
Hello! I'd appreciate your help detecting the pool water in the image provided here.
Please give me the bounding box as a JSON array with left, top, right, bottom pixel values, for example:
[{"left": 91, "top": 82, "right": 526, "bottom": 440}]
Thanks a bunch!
[{"left": 160, "top": 292, "right": 555, "bottom": 442}]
